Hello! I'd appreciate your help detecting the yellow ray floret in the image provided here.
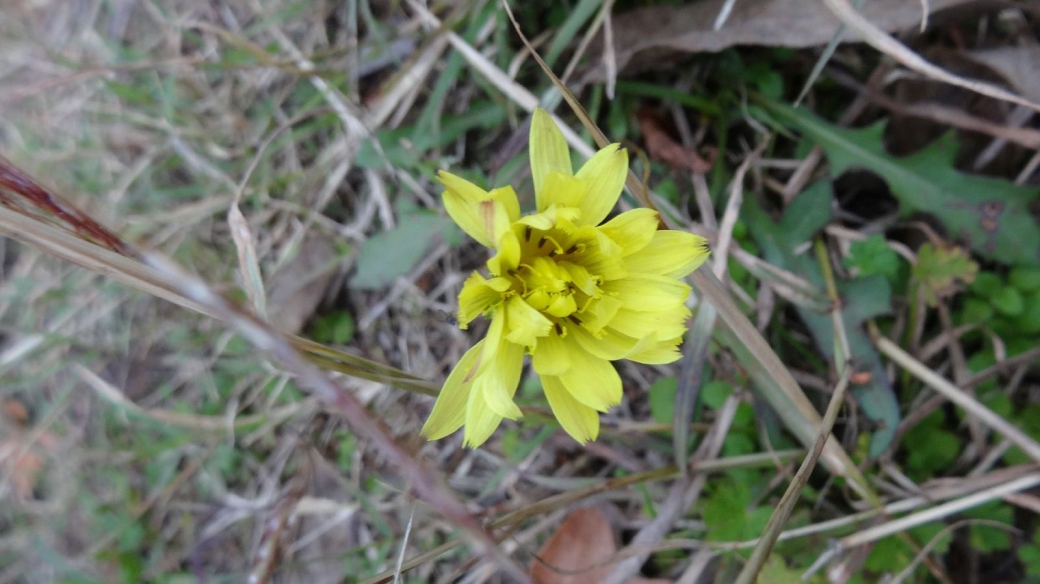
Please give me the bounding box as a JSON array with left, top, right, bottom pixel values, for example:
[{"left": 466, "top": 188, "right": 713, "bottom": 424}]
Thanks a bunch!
[{"left": 421, "top": 108, "right": 710, "bottom": 447}]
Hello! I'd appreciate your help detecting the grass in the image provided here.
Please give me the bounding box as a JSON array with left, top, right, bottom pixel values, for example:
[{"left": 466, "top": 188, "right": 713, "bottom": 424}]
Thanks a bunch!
[{"left": 1, "top": 1, "right": 1039, "bottom": 583}]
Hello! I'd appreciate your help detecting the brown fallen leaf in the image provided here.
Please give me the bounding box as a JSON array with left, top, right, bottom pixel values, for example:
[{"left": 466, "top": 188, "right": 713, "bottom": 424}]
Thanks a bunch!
[
  {"left": 584, "top": 0, "right": 975, "bottom": 81},
  {"left": 267, "top": 232, "right": 339, "bottom": 334},
  {"left": 0, "top": 398, "right": 56, "bottom": 499},
  {"left": 636, "top": 108, "right": 713, "bottom": 173},
  {"left": 530, "top": 507, "right": 672, "bottom": 584}
]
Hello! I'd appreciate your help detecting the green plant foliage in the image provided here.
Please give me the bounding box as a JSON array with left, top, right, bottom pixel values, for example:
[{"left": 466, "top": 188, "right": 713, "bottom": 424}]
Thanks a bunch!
[
  {"left": 761, "top": 99, "right": 1040, "bottom": 266},
  {"left": 353, "top": 211, "right": 462, "bottom": 290},
  {"left": 310, "top": 309, "right": 356, "bottom": 345},
  {"left": 701, "top": 479, "right": 773, "bottom": 542},
  {"left": 845, "top": 234, "right": 905, "bottom": 284},
  {"left": 966, "top": 501, "right": 1015, "bottom": 553},
  {"left": 912, "top": 243, "right": 978, "bottom": 306},
  {"left": 649, "top": 377, "right": 678, "bottom": 424},
  {"left": 744, "top": 181, "right": 900, "bottom": 456},
  {"left": 903, "top": 410, "right": 960, "bottom": 480},
  {"left": 1019, "top": 530, "right": 1040, "bottom": 577}
]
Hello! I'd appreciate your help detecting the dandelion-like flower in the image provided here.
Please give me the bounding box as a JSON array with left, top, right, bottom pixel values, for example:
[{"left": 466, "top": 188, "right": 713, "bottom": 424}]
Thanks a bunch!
[{"left": 422, "top": 108, "right": 709, "bottom": 447}]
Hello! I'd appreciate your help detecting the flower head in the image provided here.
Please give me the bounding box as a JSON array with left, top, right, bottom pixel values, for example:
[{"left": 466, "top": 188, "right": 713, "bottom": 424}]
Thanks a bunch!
[{"left": 422, "top": 108, "right": 709, "bottom": 447}]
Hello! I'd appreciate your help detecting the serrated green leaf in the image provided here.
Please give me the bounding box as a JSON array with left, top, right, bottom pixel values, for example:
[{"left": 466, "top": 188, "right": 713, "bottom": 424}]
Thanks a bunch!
[
  {"left": 744, "top": 182, "right": 900, "bottom": 456},
  {"left": 761, "top": 99, "right": 1040, "bottom": 266}
]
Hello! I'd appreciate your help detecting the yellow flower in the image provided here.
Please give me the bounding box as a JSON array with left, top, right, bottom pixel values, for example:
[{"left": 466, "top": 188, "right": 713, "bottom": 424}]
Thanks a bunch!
[{"left": 422, "top": 108, "right": 709, "bottom": 447}]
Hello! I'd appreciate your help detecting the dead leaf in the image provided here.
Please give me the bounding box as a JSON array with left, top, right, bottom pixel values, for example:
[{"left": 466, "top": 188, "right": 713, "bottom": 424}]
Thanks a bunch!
[
  {"left": 584, "top": 0, "right": 975, "bottom": 81},
  {"left": 530, "top": 507, "right": 672, "bottom": 584},
  {"left": 267, "top": 233, "right": 339, "bottom": 334},
  {"left": 0, "top": 400, "right": 55, "bottom": 499},
  {"left": 636, "top": 108, "right": 713, "bottom": 173},
  {"left": 964, "top": 45, "right": 1040, "bottom": 105}
]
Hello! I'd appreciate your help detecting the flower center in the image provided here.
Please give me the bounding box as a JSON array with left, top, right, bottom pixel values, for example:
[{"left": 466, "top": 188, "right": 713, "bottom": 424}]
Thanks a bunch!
[{"left": 504, "top": 222, "right": 605, "bottom": 324}]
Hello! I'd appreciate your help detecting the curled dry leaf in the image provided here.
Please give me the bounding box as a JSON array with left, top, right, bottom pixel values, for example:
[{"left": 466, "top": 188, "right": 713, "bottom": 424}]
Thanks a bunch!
[
  {"left": 584, "top": 0, "right": 975, "bottom": 80},
  {"left": 530, "top": 507, "right": 672, "bottom": 584},
  {"left": 636, "top": 108, "right": 713, "bottom": 173}
]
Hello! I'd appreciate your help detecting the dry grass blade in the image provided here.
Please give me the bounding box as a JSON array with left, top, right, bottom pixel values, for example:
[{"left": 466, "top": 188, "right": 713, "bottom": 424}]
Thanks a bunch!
[
  {"left": 870, "top": 322, "right": 1040, "bottom": 463},
  {"left": 822, "top": 0, "right": 1040, "bottom": 112},
  {"left": 838, "top": 473, "right": 1040, "bottom": 550},
  {"left": 75, "top": 364, "right": 310, "bottom": 431},
  {"left": 734, "top": 369, "right": 851, "bottom": 584}
]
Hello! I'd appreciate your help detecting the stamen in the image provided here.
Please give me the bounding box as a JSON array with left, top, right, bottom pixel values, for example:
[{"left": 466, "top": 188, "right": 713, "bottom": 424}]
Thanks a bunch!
[
  {"left": 524, "top": 226, "right": 532, "bottom": 241},
  {"left": 537, "top": 236, "right": 548, "bottom": 248},
  {"left": 553, "top": 322, "right": 563, "bottom": 335}
]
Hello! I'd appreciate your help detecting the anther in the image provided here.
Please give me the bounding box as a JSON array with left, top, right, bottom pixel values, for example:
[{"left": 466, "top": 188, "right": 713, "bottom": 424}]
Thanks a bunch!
[{"left": 524, "top": 226, "right": 532, "bottom": 241}]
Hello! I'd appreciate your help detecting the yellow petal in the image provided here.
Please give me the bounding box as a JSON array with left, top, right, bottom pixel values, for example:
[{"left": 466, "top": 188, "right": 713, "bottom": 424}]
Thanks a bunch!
[
  {"left": 567, "top": 322, "right": 637, "bottom": 360},
  {"left": 627, "top": 335, "right": 684, "bottom": 364},
  {"left": 530, "top": 108, "right": 572, "bottom": 210},
  {"left": 504, "top": 296, "right": 553, "bottom": 347},
  {"left": 487, "top": 229, "right": 521, "bottom": 276},
  {"left": 489, "top": 185, "right": 521, "bottom": 223},
  {"left": 463, "top": 386, "right": 504, "bottom": 448},
  {"left": 473, "top": 339, "right": 524, "bottom": 420},
  {"left": 440, "top": 171, "right": 511, "bottom": 248},
  {"left": 531, "top": 328, "right": 575, "bottom": 376},
  {"left": 624, "top": 230, "right": 710, "bottom": 279},
  {"left": 558, "top": 355, "right": 623, "bottom": 412},
  {"left": 542, "top": 375, "right": 600, "bottom": 444},
  {"left": 539, "top": 171, "right": 588, "bottom": 213},
  {"left": 559, "top": 261, "right": 598, "bottom": 296},
  {"left": 577, "top": 295, "right": 623, "bottom": 333},
  {"left": 421, "top": 341, "right": 484, "bottom": 440},
  {"left": 457, "top": 272, "right": 507, "bottom": 327},
  {"left": 598, "top": 208, "right": 659, "bottom": 255},
  {"left": 545, "top": 293, "right": 578, "bottom": 318},
  {"left": 608, "top": 305, "right": 690, "bottom": 340},
  {"left": 573, "top": 143, "right": 628, "bottom": 226},
  {"left": 602, "top": 274, "right": 690, "bottom": 311},
  {"left": 570, "top": 228, "right": 627, "bottom": 281}
]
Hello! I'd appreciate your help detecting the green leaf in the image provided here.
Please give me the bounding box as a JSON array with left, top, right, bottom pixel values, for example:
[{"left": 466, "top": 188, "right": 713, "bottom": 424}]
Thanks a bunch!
[
  {"left": 353, "top": 213, "right": 460, "bottom": 290},
  {"left": 703, "top": 480, "right": 771, "bottom": 542},
  {"left": 701, "top": 380, "right": 733, "bottom": 410},
  {"left": 649, "top": 377, "right": 678, "bottom": 424},
  {"left": 970, "top": 272, "right": 1002, "bottom": 295},
  {"left": 912, "top": 243, "right": 978, "bottom": 305},
  {"left": 959, "top": 297, "right": 993, "bottom": 325},
  {"left": 903, "top": 410, "right": 960, "bottom": 478},
  {"left": 991, "top": 286, "right": 1024, "bottom": 316},
  {"left": 1019, "top": 545, "right": 1040, "bottom": 577},
  {"left": 1010, "top": 267, "right": 1040, "bottom": 292},
  {"left": 311, "top": 310, "right": 356, "bottom": 345},
  {"left": 761, "top": 99, "right": 1040, "bottom": 266},
  {"left": 845, "top": 235, "right": 901, "bottom": 282},
  {"left": 1018, "top": 291, "right": 1040, "bottom": 334}
]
